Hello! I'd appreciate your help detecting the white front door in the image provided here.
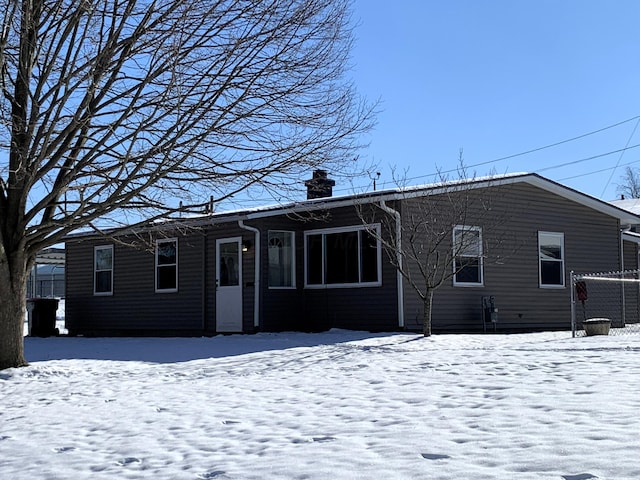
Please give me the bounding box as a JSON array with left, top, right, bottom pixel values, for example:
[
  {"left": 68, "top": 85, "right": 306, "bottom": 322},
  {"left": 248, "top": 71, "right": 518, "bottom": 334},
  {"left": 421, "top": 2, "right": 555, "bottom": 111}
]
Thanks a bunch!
[{"left": 216, "top": 237, "right": 243, "bottom": 332}]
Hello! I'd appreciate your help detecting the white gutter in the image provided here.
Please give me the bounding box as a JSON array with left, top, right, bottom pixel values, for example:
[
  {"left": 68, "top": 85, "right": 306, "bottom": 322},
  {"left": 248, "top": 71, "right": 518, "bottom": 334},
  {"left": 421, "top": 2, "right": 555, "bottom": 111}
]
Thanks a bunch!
[
  {"left": 379, "top": 200, "right": 404, "bottom": 328},
  {"left": 238, "top": 220, "right": 261, "bottom": 328},
  {"left": 621, "top": 228, "right": 640, "bottom": 244}
]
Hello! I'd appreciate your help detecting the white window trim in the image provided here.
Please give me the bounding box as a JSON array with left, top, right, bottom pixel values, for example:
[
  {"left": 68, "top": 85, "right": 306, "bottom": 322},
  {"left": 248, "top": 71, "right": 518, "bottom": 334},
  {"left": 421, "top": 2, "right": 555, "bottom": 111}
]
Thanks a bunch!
[
  {"left": 155, "top": 238, "right": 178, "bottom": 293},
  {"left": 452, "top": 225, "right": 484, "bottom": 287},
  {"left": 538, "top": 231, "right": 565, "bottom": 288},
  {"left": 268, "top": 230, "right": 296, "bottom": 290},
  {"left": 94, "top": 245, "right": 114, "bottom": 296},
  {"left": 303, "top": 224, "right": 382, "bottom": 289}
]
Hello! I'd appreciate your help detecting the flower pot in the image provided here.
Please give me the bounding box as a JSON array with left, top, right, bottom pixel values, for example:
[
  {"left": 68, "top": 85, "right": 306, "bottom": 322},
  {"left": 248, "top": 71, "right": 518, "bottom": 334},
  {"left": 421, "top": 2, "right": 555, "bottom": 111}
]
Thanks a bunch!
[{"left": 583, "top": 318, "right": 611, "bottom": 336}]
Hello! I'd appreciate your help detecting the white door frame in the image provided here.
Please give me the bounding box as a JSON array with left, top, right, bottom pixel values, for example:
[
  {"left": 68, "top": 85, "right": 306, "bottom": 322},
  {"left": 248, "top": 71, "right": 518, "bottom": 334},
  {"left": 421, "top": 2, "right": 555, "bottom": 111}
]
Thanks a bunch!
[{"left": 216, "top": 237, "right": 243, "bottom": 332}]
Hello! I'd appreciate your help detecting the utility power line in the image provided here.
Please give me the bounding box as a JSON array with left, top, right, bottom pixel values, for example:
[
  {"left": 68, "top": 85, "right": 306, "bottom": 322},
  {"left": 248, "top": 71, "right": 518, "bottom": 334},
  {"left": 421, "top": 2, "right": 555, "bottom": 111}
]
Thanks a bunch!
[
  {"left": 600, "top": 116, "right": 640, "bottom": 197},
  {"left": 343, "top": 114, "right": 640, "bottom": 194},
  {"left": 535, "top": 144, "right": 640, "bottom": 174},
  {"left": 558, "top": 157, "right": 640, "bottom": 182},
  {"left": 221, "top": 114, "right": 640, "bottom": 208}
]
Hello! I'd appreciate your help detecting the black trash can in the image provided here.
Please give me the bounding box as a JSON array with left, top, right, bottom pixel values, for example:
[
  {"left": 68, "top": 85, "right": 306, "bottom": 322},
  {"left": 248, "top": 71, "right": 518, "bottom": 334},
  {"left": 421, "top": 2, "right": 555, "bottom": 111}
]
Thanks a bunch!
[{"left": 27, "top": 298, "right": 60, "bottom": 337}]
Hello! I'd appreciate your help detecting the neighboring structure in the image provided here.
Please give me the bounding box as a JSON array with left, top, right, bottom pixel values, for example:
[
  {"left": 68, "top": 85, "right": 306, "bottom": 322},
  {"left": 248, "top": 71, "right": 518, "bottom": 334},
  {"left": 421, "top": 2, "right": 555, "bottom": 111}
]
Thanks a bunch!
[
  {"left": 28, "top": 248, "right": 66, "bottom": 298},
  {"left": 608, "top": 198, "right": 640, "bottom": 324},
  {"left": 64, "top": 173, "right": 640, "bottom": 336},
  {"left": 616, "top": 199, "right": 640, "bottom": 286}
]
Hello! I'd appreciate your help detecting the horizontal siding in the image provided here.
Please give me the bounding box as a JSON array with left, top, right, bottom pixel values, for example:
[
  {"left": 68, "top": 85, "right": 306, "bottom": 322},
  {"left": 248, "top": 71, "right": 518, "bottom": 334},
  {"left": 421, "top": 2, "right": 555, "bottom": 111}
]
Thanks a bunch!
[
  {"left": 402, "top": 183, "right": 624, "bottom": 332},
  {"left": 250, "top": 216, "right": 305, "bottom": 332},
  {"left": 249, "top": 206, "right": 399, "bottom": 332},
  {"left": 66, "top": 234, "right": 204, "bottom": 335},
  {"left": 204, "top": 223, "right": 258, "bottom": 334},
  {"left": 66, "top": 181, "right": 629, "bottom": 336},
  {"left": 300, "top": 206, "right": 398, "bottom": 331}
]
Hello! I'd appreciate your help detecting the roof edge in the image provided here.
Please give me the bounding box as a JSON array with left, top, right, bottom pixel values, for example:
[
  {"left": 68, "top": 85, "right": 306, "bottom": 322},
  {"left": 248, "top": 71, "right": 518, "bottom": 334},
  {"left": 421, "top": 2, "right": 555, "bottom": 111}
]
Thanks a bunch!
[{"left": 65, "top": 172, "right": 640, "bottom": 240}]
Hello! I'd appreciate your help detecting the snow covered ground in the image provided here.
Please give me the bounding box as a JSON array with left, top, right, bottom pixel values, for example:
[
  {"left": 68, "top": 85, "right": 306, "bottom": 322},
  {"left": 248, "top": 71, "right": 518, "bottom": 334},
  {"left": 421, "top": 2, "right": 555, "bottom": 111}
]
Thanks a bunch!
[{"left": 2, "top": 328, "right": 640, "bottom": 480}]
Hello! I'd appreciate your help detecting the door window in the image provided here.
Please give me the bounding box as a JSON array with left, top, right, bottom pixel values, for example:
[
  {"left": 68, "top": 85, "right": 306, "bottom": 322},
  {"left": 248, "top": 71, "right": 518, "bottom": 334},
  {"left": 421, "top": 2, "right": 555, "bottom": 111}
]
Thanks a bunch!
[{"left": 219, "top": 241, "right": 239, "bottom": 286}]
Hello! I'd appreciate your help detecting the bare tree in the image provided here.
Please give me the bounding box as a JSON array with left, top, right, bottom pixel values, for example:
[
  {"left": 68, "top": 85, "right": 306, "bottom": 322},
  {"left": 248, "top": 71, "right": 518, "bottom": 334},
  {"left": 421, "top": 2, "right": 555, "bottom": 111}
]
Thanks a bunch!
[
  {"left": 359, "top": 168, "right": 513, "bottom": 336},
  {"left": 617, "top": 166, "right": 640, "bottom": 199},
  {"left": 0, "top": 0, "right": 374, "bottom": 369}
]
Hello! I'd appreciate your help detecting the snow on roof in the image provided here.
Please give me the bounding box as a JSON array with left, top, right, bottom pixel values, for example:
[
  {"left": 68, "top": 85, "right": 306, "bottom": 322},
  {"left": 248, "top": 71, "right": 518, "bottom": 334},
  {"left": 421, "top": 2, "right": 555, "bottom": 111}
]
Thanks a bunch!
[
  {"left": 207, "top": 172, "right": 533, "bottom": 219},
  {"left": 35, "top": 248, "right": 66, "bottom": 265},
  {"left": 65, "top": 172, "right": 640, "bottom": 239},
  {"left": 610, "top": 198, "right": 640, "bottom": 216}
]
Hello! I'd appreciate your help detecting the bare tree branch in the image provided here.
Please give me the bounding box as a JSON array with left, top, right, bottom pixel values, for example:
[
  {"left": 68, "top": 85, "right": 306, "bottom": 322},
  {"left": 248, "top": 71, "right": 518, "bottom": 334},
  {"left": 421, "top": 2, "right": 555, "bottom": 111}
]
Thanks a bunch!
[
  {"left": 0, "top": 0, "right": 375, "bottom": 369},
  {"left": 617, "top": 166, "right": 640, "bottom": 199},
  {"left": 358, "top": 165, "right": 517, "bottom": 336}
]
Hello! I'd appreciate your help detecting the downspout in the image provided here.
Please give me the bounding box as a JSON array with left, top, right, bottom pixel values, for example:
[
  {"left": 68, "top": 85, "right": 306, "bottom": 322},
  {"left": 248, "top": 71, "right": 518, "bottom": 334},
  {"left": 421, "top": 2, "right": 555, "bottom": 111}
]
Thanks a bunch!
[
  {"left": 621, "top": 223, "right": 630, "bottom": 272},
  {"left": 620, "top": 223, "right": 632, "bottom": 326},
  {"left": 239, "top": 220, "right": 261, "bottom": 329},
  {"left": 202, "top": 232, "right": 208, "bottom": 333},
  {"left": 379, "top": 201, "right": 404, "bottom": 329}
]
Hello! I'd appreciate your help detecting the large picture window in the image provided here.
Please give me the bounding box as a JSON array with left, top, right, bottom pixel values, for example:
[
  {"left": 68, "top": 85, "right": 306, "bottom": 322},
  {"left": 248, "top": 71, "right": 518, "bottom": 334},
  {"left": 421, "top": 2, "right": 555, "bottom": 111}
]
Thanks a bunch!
[
  {"left": 539, "top": 232, "right": 564, "bottom": 287},
  {"left": 268, "top": 231, "right": 295, "bottom": 288},
  {"left": 453, "top": 226, "right": 483, "bottom": 286},
  {"left": 94, "top": 245, "right": 113, "bottom": 295},
  {"left": 304, "top": 225, "right": 381, "bottom": 287},
  {"left": 156, "top": 238, "right": 178, "bottom": 292}
]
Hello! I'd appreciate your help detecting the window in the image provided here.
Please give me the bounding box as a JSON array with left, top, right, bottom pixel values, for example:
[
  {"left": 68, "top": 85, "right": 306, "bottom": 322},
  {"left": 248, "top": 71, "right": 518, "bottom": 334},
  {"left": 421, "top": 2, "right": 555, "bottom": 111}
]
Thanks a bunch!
[
  {"left": 94, "top": 245, "right": 113, "bottom": 295},
  {"left": 268, "top": 231, "right": 295, "bottom": 288},
  {"left": 304, "top": 225, "right": 381, "bottom": 287},
  {"left": 219, "top": 240, "right": 240, "bottom": 287},
  {"left": 156, "top": 238, "right": 178, "bottom": 292},
  {"left": 453, "top": 226, "right": 483, "bottom": 286},
  {"left": 539, "top": 232, "right": 564, "bottom": 287}
]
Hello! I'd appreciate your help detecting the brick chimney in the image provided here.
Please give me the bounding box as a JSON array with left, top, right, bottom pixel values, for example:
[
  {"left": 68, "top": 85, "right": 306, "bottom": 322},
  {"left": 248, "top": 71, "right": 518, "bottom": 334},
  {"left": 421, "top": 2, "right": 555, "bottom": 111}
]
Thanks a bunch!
[{"left": 304, "top": 170, "right": 335, "bottom": 200}]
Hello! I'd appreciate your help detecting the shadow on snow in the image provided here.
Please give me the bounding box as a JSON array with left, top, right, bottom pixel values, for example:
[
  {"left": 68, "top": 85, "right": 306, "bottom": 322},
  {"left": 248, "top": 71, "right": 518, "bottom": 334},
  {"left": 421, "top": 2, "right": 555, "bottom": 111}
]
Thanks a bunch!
[{"left": 23, "top": 330, "right": 415, "bottom": 364}]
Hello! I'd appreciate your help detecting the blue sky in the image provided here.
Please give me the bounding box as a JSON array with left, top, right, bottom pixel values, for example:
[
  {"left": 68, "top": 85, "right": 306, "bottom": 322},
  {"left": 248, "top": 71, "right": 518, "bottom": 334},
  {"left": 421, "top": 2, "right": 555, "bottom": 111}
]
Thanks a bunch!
[{"left": 344, "top": 0, "right": 640, "bottom": 200}]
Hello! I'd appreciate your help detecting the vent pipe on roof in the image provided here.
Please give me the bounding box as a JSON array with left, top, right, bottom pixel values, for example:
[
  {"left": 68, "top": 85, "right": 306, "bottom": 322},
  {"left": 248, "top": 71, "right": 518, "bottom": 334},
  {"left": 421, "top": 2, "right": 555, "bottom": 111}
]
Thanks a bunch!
[{"left": 304, "top": 170, "right": 335, "bottom": 200}]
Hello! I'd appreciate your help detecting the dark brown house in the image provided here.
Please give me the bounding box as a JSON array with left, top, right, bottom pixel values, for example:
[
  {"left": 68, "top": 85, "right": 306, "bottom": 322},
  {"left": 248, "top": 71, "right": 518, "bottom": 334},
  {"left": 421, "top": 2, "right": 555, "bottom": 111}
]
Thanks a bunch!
[{"left": 64, "top": 173, "right": 640, "bottom": 336}]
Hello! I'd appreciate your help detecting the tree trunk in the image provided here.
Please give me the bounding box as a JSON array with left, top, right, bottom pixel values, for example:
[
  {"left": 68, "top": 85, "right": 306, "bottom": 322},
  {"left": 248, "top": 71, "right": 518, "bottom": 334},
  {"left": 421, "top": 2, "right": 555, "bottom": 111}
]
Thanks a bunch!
[
  {"left": 0, "top": 252, "right": 29, "bottom": 370},
  {"left": 423, "top": 288, "right": 434, "bottom": 337}
]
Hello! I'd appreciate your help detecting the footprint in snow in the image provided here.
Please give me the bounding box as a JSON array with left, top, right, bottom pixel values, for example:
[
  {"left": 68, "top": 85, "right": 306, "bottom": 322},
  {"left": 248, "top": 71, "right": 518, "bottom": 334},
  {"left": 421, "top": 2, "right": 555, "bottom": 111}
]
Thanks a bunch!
[
  {"left": 53, "top": 446, "right": 75, "bottom": 453},
  {"left": 421, "top": 453, "right": 450, "bottom": 460},
  {"left": 562, "top": 475, "right": 598, "bottom": 480},
  {"left": 290, "top": 438, "right": 311, "bottom": 444},
  {"left": 198, "top": 471, "right": 226, "bottom": 479}
]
